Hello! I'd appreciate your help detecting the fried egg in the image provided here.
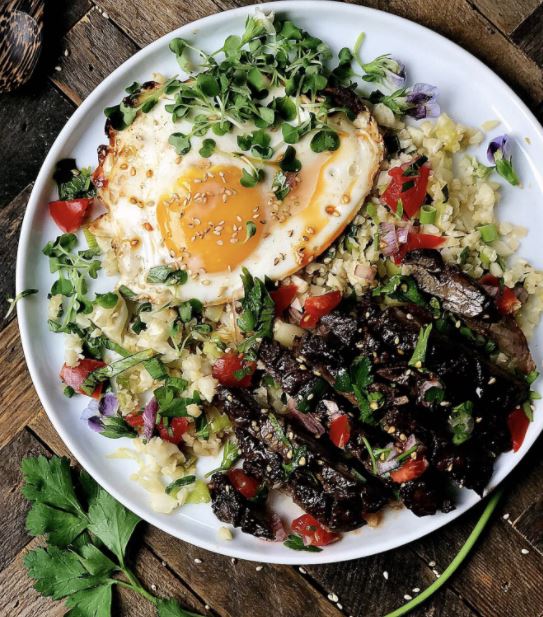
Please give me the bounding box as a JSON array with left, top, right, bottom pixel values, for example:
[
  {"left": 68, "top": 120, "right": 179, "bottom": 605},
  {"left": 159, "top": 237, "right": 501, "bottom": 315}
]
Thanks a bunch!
[{"left": 91, "top": 84, "right": 383, "bottom": 304}]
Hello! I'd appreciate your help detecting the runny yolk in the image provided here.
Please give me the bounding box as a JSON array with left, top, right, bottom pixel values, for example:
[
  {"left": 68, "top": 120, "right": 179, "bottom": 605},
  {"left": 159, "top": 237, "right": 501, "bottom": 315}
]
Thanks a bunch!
[{"left": 156, "top": 165, "right": 266, "bottom": 274}]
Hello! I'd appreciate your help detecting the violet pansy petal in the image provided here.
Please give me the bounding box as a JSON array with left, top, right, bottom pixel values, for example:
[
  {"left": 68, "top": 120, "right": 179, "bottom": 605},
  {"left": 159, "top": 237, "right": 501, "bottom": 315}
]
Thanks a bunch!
[
  {"left": 99, "top": 392, "right": 119, "bottom": 417},
  {"left": 80, "top": 399, "right": 99, "bottom": 421},
  {"left": 87, "top": 416, "right": 104, "bottom": 432},
  {"left": 143, "top": 397, "right": 158, "bottom": 441},
  {"left": 486, "top": 134, "right": 510, "bottom": 164}
]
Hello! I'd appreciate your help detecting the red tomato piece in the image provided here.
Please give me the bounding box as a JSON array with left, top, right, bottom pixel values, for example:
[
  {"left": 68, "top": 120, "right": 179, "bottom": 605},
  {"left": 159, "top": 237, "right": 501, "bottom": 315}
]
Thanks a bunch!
[
  {"left": 291, "top": 514, "right": 340, "bottom": 547},
  {"left": 228, "top": 468, "right": 260, "bottom": 499},
  {"left": 389, "top": 457, "right": 429, "bottom": 483},
  {"left": 382, "top": 162, "right": 430, "bottom": 218},
  {"left": 59, "top": 358, "right": 106, "bottom": 399},
  {"left": 300, "top": 312, "right": 319, "bottom": 330},
  {"left": 508, "top": 407, "right": 530, "bottom": 452},
  {"left": 270, "top": 284, "right": 298, "bottom": 317},
  {"left": 158, "top": 417, "right": 190, "bottom": 444},
  {"left": 394, "top": 232, "right": 446, "bottom": 264},
  {"left": 125, "top": 413, "right": 145, "bottom": 428},
  {"left": 479, "top": 274, "right": 521, "bottom": 315},
  {"left": 212, "top": 352, "right": 256, "bottom": 388},
  {"left": 49, "top": 198, "right": 93, "bottom": 233},
  {"left": 304, "top": 290, "right": 342, "bottom": 318},
  {"left": 329, "top": 415, "right": 351, "bottom": 449}
]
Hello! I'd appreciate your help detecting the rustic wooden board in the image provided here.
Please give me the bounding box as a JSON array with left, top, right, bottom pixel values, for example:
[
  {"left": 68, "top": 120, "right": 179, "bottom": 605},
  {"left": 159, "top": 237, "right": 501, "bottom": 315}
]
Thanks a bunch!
[
  {"left": 511, "top": 3, "right": 543, "bottom": 66},
  {"left": 471, "top": 0, "right": 542, "bottom": 34}
]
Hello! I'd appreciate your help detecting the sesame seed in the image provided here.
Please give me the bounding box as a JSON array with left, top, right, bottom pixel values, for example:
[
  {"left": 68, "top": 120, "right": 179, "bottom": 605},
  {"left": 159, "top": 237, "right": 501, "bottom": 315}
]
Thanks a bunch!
[
  {"left": 383, "top": 571, "right": 389, "bottom": 580},
  {"left": 428, "top": 560, "right": 436, "bottom": 567},
  {"left": 217, "top": 240, "right": 224, "bottom": 246},
  {"left": 202, "top": 279, "right": 211, "bottom": 286},
  {"left": 143, "top": 222, "right": 153, "bottom": 231},
  {"left": 130, "top": 167, "right": 136, "bottom": 176},
  {"left": 521, "top": 548, "right": 530, "bottom": 555},
  {"left": 503, "top": 513, "right": 510, "bottom": 520},
  {"left": 194, "top": 558, "right": 202, "bottom": 564},
  {"left": 299, "top": 567, "right": 307, "bottom": 574},
  {"left": 337, "top": 603, "right": 343, "bottom": 610},
  {"left": 120, "top": 163, "right": 128, "bottom": 170},
  {"left": 412, "top": 587, "right": 420, "bottom": 593},
  {"left": 256, "top": 565, "right": 263, "bottom": 571},
  {"left": 54, "top": 65, "right": 62, "bottom": 72},
  {"left": 341, "top": 194, "right": 350, "bottom": 204},
  {"left": 328, "top": 593, "right": 339, "bottom": 603},
  {"left": 231, "top": 557, "right": 237, "bottom": 564},
  {"left": 404, "top": 594, "right": 412, "bottom": 601}
]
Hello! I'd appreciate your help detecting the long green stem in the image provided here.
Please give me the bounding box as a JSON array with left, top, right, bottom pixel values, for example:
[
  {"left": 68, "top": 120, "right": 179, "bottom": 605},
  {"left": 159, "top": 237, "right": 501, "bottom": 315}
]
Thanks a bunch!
[
  {"left": 383, "top": 487, "right": 504, "bottom": 617},
  {"left": 119, "top": 566, "right": 158, "bottom": 606}
]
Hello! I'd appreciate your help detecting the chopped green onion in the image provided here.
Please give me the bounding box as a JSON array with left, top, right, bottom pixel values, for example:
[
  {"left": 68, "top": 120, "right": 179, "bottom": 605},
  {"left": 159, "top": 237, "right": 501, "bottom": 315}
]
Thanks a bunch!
[
  {"left": 478, "top": 223, "right": 498, "bottom": 243},
  {"left": 420, "top": 205, "right": 436, "bottom": 225},
  {"left": 165, "top": 475, "right": 196, "bottom": 497},
  {"left": 81, "top": 348, "right": 157, "bottom": 394}
]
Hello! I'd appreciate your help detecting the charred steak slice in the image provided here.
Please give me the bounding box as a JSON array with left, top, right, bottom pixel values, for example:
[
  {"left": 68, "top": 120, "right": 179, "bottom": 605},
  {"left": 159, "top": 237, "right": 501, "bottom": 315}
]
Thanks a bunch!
[
  {"left": 209, "top": 472, "right": 279, "bottom": 540},
  {"left": 404, "top": 249, "right": 535, "bottom": 373},
  {"left": 216, "top": 386, "right": 382, "bottom": 530}
]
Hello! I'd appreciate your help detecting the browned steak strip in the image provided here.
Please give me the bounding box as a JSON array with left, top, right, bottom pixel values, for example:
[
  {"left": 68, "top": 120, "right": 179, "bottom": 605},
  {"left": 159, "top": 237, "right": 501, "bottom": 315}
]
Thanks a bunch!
[{"left": 404, "top": 249, "right": 534, "bottom": 373}]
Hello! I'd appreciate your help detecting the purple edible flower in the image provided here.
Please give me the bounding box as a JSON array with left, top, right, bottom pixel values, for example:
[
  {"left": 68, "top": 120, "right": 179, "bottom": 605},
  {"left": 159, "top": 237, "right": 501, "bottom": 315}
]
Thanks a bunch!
[
  {"left": 142, "top": 397, "right": 158, "bottom": 441},
  {"left": 406, "top": 83, "right": 440, "bottom": 120},
  {"left": 81, "top": 393, "right": 119, "bottom": 433},
  {"left": 486, "top": 134, "right": 520, "bottom": 186},
  {"left": 383, "top": 60, "right": 406, "bottom": 90},
  {"left": 486, "top": 134, "right": 511, "bottom": 164}
]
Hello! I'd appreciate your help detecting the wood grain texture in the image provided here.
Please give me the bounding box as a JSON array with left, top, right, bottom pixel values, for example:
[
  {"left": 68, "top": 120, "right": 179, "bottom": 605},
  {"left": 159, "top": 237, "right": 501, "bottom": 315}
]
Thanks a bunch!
[
  {"left": 511, "top": 3, "right": 543, "bottom": 66},
  {"left": 0, "top": 429, "right": 48, "bottom": 571},
  {"left": 0, "top": 183, "right": 32, "bottom": 323},
  {"left": 51, "top": 6, "right": 138, "bottom": 104},
  {"left": 93, "top": 0, "right": 222, "bottom": 47},
  {"left": 0, "top": 80, "right": 73, "bottom": 209},
  {"left": 470, "top": 0, "right": 542, "bottom": 33},
  {"left": 144, "top": 525, "right": 345, "bottom": 617},
  {"left": 0, "top": 320, "right": 42, "bottom": 448}
]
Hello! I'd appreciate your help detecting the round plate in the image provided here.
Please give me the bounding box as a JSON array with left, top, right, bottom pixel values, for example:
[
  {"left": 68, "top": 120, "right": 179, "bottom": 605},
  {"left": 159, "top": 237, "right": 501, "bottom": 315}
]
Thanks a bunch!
[{"left": 17, "top": 0, "right": 543, "bottom": 564}]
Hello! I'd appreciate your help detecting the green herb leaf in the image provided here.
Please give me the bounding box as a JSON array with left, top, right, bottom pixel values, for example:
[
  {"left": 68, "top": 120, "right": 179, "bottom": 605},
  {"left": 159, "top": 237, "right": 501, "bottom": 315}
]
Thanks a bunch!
[
  {"left": 448, "top": 401, "right": 474, "bottom": 445},
  {"left": 495, "top": 157, "right": 520, "bottom": 186},
  {"left": 283, "top": 534, "right": 322, "bottom": 552},
  {"left": 157, "top": 598, "right": 205, "bottom": 617},
  {"left": 310, "top": 129, "right": 340, "bottom": 153},
  {"left": 198, "top": 138, "right": 216, "bottom": 158},
  {"left": 169, "top": 132, "right": 192, "bottom": 155},
  {"left": 147, "top": 265, "right": 188, "bottom": 285},
  {"left": 81, "top": 349, "right": 157, "bottom": 395},
  {"left": 408, "top": 324, "right": 433, "bottom": 368},
  {"left": 165, "top": 475, "right": 196, "bottom": 497},
  {"left": 95, "top": 292, "right": 118, "bottom": 309},
  {"left": 279, "top": 146, "right": 301, "bottom": 172},
  {"left": 169, "top": 38, "right": 192, "bottom": 72},
  {"left": 205, "top": 440, "right": 240, "bottom": 477},
  {"left": 240, "top": 167, "right": 264, "bottom": 188},
  {"left": 272, "top": 171, "right": 291, "bottom": 201},
  {"left": 53, "top": 159, "right": 96, "bottom": 201},
  {"left": 245, "top": 221, "right": 257, "bottom": 242}
]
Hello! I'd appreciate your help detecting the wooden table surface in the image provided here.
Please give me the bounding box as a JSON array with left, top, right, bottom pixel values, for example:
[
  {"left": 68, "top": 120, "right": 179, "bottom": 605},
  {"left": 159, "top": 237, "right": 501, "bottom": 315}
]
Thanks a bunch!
[{"left": 2, "top": 1, "right": 543, "bottom": 616}]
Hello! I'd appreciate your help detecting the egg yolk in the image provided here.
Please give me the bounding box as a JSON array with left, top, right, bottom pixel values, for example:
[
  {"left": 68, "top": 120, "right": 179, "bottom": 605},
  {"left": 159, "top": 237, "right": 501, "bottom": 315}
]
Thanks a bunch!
[{"left": 156, "top": 165, "right": 266, "bottom": 274}]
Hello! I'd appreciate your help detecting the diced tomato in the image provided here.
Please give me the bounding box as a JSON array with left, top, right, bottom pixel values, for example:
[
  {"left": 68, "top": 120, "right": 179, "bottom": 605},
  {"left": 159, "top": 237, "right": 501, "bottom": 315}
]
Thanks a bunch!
[
  {"left": 59, "top": 358, "right": 106, "bottom": 399},
  {"left": 300, "top": 312, "right": 319, "bottom": 330},
  {"left": 304, "top": 290, "right": 342, "bottom": 318},
  {"left": 389, "top": 457, "right": 429, "bottom": 483},
  {"left": 158, "top": 416, "right": 190, "bottom": 444},
  {"left": 212, "top": 352, "right": 256, "bottom": 388},
  {"left": 291, "top": 514, "right": 340, "bottom": 547},
  {"left": 125, "top": 413, "right": 145, "bottom": 428},
  {"left": 394, "top": 232, "right": 446, "bottom": 264},
  {"left": 228, "top": 468, "right": 260, "bottom": 499},
  {"left": 382, "top": 161, "right": 430, "bottom": 218},
  {"left": 49, "top": 198, "right": 93, "bottom": 233},
  {"left": 329, "top": 415, "right": 351, "bottom": 449},
  {"left": 479, "top": 274, "right": 521, "bottom": 316},
  {"left": 270, "top": 284, "right": 298, "bottom": 317},
  {"left": 508, "top": 407, "right": 530, "bottom": 452}
]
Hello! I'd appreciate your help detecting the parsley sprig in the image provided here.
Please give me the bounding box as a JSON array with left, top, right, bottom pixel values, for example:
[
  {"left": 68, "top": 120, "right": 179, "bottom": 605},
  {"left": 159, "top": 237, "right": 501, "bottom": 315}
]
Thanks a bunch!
[{"left": 22, "top": 456, "right": 203, "bottom": 617}]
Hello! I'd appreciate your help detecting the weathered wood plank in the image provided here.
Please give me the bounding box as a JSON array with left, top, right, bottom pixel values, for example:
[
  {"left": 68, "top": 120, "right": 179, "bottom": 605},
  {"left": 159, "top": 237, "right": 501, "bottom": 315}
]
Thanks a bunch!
[
  {"left": 0, "top": 184, "right": 32, "bottom": 328},
  {"left": 511, "top": 3, "right": 543, "bottom": 66},
  {"left": 0, "top": 430, "right": 49, "bottom": 571},
  {"left": 0, "top": 537, "right": 65, "bottom": 617},
  {"left": 51, "top": 6, "right": 139, "bottom": 105},
  {"left": 0, "top": 81, "right": 73, "bottom": 210},
  {"left": 145, "top": 525, "right": 344, "bottom": 617},
  {"left": 413, "top": 499, "right": 543, "bottom": 617},
  {"left": 93, "top": 0, "right": 222, "bottom": 47},
  {"left": 28, "top": 411, "right": 73, "bottom": 461},
  {"left": 470, "top": 0, "right": 542, "bottom": 34},
  {"left": 515, "top": 498, "right": 543, "bottom": 552},
  {"left": 0, "top": 320, "right": 42, "bottom": 449},
  {"left": 303, "top": 545, "right": 478, "bottom": 617}
]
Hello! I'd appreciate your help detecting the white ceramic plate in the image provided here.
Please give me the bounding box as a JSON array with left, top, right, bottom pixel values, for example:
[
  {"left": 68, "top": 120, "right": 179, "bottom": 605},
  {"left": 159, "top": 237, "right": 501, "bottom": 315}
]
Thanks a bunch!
[{"left": 17, "top": 1, "right": 543, "bottom": 564}]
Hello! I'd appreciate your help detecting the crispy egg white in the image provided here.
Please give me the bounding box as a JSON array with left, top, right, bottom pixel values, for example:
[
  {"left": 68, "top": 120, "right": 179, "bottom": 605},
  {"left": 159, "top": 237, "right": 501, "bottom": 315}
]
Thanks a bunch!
[{"left": 90, "top": 85, "right": 383, "bottom": 304}]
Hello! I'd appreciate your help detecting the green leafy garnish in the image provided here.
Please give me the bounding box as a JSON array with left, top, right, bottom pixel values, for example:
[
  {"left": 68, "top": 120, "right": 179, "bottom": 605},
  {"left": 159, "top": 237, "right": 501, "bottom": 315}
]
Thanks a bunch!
[
  {"left": 165, "top": 475, "right": 196, "bottom": 497},
  {"left": 21, "top": 456, "right": 203, "bottom": 616},
  {"left": 146, "top": 265, "right": 188, "bottom": 285},
  {"left": 95, "top": 292, "right": 118, "bottom": 309},
  {"left": 236, "top": 269, "right": 275, "bottom": 358},
  {"left": 4, "top": 288, "right": 38, "bottom": 320},
  {"left": 169, "top": 132, "right": 192, "bottom": 155},
  {"left": 334, "top": 356, "right": 378, "bottom": 425},
  {"left": 53, "top": 159, "right": 96, "bottom": 201},
  {"left": 408, "top": 324, "right": 433, "bottom": 368},
  {"left": 310, "top": 129, "right": 340, "bottom": 153},
  {"left": 283, "top": 534, "right": 322, "bottom": 552},
  {"left": 448, "top": 401, "right": 474, "bottom": 445},
  {"left": 205, "top": 440, "right": 240, "bottom": 477},
  {"left": 245, "top": 221, "right": 257, "bottom": 242},
  {"left": 81, "top": 349, "right": 157, "bottom": 395},
  {"left": 198, "top": 138, "right": 216, "bottom": 158},
  {"left": 272, "top": 170, "right": 291, "bottom": 201}
]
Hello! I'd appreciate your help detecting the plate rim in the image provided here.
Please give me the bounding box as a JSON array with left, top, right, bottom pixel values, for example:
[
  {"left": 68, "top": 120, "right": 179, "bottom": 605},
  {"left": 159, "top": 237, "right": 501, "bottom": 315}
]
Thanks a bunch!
[{"left": 16, "top": 0, "right": 543, "bottom": 565}]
